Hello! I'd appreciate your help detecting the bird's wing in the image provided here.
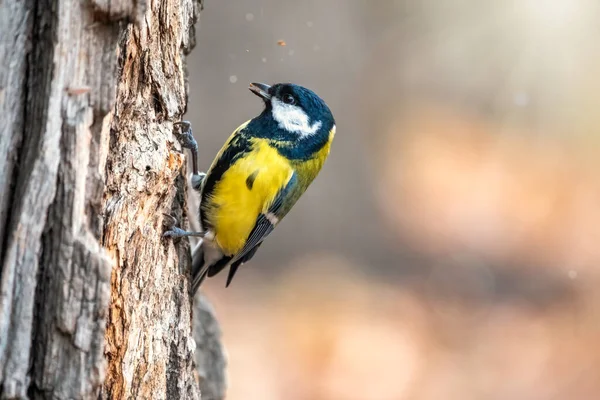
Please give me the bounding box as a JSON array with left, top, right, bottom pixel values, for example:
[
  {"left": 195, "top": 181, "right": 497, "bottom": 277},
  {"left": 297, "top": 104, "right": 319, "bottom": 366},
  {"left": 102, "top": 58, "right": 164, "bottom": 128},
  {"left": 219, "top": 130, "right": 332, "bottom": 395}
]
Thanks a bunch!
[
  {"left": 232, "top": 171, "right": 297, "bottom": 262},
  {"left": 223, "top": 242, "right": 262, "bottom": 287}
]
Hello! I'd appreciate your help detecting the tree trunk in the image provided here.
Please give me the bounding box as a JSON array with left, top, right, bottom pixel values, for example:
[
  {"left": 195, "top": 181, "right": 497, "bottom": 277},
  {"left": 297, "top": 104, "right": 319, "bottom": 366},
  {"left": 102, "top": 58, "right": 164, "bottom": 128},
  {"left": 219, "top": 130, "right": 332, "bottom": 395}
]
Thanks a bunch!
[{"left": 0, "top": 0, "right": 225, "bottom": 399}]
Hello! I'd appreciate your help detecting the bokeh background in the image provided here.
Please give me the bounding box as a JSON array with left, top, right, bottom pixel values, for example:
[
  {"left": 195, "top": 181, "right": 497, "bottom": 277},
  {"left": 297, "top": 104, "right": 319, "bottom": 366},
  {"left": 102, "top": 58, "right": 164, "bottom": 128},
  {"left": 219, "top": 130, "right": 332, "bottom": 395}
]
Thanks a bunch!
[{"left": 186, "top": 1, "right": 600, "bottom": 399}]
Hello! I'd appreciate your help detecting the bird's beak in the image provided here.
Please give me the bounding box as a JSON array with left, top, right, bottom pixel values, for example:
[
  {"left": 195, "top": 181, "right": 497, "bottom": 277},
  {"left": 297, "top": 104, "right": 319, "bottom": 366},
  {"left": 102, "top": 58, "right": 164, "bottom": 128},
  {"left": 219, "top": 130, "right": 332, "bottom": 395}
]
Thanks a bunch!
[{"left": 249, "top": 82, "right": 272, "bottom": 101}]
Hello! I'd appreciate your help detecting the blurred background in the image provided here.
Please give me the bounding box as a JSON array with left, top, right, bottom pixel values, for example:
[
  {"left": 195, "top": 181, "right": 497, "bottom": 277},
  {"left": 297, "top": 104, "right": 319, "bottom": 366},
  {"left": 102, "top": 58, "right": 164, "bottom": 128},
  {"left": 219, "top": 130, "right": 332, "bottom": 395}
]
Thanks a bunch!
[{"left": 187, "top": 1, "right": 600, "bottom": 399}]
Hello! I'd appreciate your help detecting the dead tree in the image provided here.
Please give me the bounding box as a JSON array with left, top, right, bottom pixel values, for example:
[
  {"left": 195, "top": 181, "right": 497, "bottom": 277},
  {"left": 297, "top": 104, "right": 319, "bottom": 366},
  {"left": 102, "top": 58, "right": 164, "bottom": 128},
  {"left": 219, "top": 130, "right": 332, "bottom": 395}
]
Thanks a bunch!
[{"left": 0, "top": 0, "right": 225, "bottom": 399}]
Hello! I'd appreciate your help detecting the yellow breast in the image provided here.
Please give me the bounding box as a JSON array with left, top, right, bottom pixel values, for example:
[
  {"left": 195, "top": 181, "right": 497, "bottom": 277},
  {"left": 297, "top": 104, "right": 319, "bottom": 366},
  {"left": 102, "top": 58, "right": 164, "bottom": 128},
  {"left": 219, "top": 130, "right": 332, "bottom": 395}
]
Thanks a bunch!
[{"left": 206, "top": 139, "right": 294, "bottom": 255}]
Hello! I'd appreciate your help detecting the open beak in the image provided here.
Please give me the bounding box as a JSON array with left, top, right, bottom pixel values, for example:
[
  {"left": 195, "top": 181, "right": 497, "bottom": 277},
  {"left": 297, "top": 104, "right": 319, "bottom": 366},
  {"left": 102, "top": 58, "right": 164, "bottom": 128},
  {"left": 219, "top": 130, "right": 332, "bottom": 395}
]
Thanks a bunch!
[{"left": 249, "top": 82, "right": 272, "bottom": 100}]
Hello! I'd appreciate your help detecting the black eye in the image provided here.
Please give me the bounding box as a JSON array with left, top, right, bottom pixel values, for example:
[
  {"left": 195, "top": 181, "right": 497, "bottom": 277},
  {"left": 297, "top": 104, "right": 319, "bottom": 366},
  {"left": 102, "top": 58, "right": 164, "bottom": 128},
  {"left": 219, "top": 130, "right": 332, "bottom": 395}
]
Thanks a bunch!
[{"left": 282, "top": 94, "right": 296, "bottom": 105}]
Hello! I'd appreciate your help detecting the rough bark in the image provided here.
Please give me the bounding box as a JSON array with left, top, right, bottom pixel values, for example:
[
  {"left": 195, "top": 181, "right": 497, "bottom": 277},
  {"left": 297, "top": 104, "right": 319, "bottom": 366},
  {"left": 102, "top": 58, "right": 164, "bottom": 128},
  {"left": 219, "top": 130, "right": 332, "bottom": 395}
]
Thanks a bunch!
[
  {"left": 193, "top": 295, "right": 227, "bottom": 400},
  {"left": 0, "top": 0, "right": 225, "bottom": 399}
]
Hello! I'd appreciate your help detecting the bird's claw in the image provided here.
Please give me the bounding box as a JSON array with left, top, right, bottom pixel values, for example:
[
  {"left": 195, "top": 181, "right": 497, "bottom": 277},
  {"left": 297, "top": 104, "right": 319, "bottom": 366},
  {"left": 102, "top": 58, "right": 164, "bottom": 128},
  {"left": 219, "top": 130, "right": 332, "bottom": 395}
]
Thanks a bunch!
[
  {"left": 173, "top": 121, "right": 197, "bottom": 151},
  {"left": 162, "top": 214, "right": 205, "bottom": 239},
  {"left": 162, "top": 213, "right": 178, "bottom": 229},
  {"left": 163, "top": 214, "right": 186, "bottom": 239},
  {"left": 163, "top": 226, "right": 189, "bottom": 238}
]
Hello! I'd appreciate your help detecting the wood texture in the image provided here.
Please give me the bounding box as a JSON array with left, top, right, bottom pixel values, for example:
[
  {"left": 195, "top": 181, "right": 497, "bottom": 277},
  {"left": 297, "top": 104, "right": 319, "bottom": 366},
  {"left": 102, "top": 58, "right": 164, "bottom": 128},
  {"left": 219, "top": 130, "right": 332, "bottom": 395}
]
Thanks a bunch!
[
  {"left": 193, "top": 294, "right": 227, "bottom": 400},
  {"left": 0, "top": 0, "right": 225, "bottom": 398}
]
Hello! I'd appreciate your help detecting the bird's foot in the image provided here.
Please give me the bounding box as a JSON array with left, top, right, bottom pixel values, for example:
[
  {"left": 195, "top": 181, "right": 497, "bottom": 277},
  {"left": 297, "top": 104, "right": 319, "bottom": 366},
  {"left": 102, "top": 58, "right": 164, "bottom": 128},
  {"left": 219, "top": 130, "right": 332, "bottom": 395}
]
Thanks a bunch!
[
  {"left": 173, "top": 120, "right": 201, "bottom": 178},
  {"left": 173, "top": 121, "right": 198, "bottom": 152},
  {"left": 162, "top": 213, "right": 205, "bottom": 238}
]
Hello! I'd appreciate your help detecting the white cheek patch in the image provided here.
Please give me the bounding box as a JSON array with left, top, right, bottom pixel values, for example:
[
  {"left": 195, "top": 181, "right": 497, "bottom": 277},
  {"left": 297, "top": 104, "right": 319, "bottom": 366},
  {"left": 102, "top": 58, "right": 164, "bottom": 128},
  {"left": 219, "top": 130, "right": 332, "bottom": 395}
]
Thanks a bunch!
[{"left": 271, "top": 98, "right": 322, "bottom": 137}]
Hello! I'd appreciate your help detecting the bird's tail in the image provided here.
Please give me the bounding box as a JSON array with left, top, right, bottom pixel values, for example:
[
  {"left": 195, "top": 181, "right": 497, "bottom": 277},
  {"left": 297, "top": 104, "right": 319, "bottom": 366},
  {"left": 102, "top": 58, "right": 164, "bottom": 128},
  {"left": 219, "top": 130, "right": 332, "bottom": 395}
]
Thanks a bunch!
[
  {"left": 191, "top": 240, "right": 209, "bottom": 294},
  {"left": 190, "top": 239, "right": 232, "bottom": 293}
]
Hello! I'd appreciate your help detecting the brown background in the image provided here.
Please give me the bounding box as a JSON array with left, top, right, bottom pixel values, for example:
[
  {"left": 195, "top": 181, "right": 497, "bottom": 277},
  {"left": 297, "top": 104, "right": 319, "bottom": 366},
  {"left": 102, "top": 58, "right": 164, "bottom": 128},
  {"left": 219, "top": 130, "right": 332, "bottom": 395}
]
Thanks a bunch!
[{"left": 187, "top": 1, "right": 600, "bottom": 399}]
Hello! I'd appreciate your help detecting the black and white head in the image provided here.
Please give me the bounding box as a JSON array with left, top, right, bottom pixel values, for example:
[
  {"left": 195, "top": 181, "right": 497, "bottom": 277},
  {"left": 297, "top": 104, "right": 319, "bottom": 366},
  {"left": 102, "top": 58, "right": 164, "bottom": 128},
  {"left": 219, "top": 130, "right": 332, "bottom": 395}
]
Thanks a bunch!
[{"left": 248, "top": 82, "right": 335, "bottom": 141}]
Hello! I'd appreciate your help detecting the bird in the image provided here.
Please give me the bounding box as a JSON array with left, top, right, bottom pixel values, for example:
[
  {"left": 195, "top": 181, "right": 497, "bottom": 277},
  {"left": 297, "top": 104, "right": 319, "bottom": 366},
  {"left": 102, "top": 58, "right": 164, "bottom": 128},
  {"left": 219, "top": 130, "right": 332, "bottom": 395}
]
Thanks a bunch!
[{"left": 164, "top": 82, "right": 336, "bottom": 293}]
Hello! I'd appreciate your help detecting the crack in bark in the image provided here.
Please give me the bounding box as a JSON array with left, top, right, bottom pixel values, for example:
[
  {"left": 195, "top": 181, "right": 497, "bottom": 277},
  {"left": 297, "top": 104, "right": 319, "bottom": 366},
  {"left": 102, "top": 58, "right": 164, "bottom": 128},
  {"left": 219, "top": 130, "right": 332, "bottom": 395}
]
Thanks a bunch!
[{"left": 0, "top": 0, "right": 61, "bottom": 396}]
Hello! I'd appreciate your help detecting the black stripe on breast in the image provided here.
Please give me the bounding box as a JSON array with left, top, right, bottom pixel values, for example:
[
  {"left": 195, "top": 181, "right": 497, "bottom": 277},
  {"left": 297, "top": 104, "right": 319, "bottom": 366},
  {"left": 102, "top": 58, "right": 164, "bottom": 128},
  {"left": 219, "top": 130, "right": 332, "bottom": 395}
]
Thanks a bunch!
[{"left": 246, "top": 170, "right": 259, "bottom": 190}]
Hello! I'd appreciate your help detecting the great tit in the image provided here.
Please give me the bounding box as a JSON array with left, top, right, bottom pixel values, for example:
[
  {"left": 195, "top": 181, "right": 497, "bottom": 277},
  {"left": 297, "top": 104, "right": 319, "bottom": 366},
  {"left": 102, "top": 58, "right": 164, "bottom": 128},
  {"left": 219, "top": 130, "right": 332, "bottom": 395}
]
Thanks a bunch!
[{"left": 165, "top": 82, "right": 335, "bottom": 292}]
